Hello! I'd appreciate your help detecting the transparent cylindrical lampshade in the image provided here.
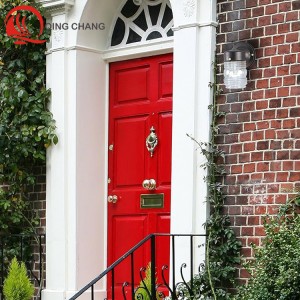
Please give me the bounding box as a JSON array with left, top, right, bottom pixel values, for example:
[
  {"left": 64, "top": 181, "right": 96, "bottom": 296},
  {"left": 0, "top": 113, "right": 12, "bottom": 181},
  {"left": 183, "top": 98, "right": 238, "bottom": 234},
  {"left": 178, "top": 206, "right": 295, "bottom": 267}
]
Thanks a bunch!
[{"left": 224, "top": 61, "right": 247, "bottom": 89}]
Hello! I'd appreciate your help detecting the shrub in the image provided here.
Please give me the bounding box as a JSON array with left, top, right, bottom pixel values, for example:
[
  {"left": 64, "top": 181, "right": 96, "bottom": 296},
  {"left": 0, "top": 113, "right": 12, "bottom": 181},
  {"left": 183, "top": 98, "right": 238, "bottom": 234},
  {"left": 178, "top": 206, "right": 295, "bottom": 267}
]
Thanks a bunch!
[
  {"left": 135, "top": 262, "right": 160, "bottom": 300},
  {"left": 3, "top": 257, "right": 35, "bottom": 300},
  {"left": 236, "top": 204, "right": 300, "bottom": 300}
]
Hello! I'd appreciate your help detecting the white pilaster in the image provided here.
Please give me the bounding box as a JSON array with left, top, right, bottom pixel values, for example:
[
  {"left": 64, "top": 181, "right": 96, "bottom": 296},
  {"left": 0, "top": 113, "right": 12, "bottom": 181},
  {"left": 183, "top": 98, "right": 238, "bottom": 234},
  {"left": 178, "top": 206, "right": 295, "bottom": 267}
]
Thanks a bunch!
[{"left": 170, "top": 0, "right": 217, "bottom": 274}]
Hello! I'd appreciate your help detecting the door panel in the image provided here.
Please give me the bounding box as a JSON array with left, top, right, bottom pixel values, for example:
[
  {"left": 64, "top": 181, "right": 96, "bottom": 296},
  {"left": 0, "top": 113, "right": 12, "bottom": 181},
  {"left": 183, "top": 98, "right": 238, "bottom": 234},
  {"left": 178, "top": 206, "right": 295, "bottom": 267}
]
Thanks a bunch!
[
  {"left": 159, "top": 61, "right": 173, "bottom": 98},
  {"left": 157, "top": 112, "right": 172, "bottom": 185},
  {"left": 114, "top": 116, "right": 149, "bottom": 187},
  {"left": 115, "top": 65, "right": 150, "bottom": 104},
  {"left": 108, "top": 54, "right": 173, "bottom": 298}
]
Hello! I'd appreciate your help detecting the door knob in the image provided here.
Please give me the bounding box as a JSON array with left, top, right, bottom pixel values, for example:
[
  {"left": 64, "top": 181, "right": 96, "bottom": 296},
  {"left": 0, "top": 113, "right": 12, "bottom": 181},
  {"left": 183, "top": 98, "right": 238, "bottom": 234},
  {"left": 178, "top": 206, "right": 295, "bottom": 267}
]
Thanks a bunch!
[
  {"left": 107, "top": 195, "right": 118, "bottom": 203},
  {"left": 142, "top": 179, "right": 156, "bottom": 190}
]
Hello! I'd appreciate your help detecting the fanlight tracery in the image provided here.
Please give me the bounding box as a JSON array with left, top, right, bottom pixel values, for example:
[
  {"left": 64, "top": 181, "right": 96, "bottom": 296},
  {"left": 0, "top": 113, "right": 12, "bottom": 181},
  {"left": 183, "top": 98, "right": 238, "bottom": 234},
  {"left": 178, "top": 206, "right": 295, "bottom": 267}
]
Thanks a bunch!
[{"left": 110, "top": 0, "right": 173, "bottom": 48}]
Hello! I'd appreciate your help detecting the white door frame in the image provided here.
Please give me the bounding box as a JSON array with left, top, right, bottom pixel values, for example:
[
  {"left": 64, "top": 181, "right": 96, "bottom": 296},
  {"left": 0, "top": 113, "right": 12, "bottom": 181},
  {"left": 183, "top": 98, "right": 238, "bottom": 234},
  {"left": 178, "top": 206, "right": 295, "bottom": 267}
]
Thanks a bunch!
[{"left": 41, "top": 0, "right": 216, "bottom": 299}]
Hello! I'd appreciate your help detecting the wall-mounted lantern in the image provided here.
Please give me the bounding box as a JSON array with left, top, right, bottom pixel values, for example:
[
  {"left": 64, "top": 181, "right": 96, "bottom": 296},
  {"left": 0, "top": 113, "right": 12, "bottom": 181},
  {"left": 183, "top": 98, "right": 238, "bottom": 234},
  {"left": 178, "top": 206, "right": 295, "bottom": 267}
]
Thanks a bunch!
[{"left": 224, "top": 42, "right": 255, "bottom": 90}]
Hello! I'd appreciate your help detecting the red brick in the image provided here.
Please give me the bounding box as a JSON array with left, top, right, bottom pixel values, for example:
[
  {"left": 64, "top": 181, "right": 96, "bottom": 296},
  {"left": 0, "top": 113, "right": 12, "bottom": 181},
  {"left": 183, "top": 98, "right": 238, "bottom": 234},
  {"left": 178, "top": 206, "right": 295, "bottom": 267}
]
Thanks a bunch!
[
  {"left": 265, "top": 25, "right": 277, "bottom": 36},
  {"left": 264, "top": 67, "right": 276, "bottom": 77},
  {"left": 277, "top": 23, "right": 290, "bottom": 34},
  {"left": 291, "top": 42, "right": 300, "bottom": 53},
  {"left": 235, "top": 216, "right": 247, "bottom": 226},
  {"left": 244, "top": 163, "right": 256, "bottom": 173},
  {"left": 267, "top": 205, "right": 280, "bottom": 214},
  {"left": 258, "top": 57, "right": 270, "bottom": 68},
  {"left": 252, "top": 90, "right": 264, "bottom": 100},
  {"left": 272, "top": 13, "right": 285, "bottom": 24},
  {"left": 291, "top": 86, "right": 300, "bottom": 96},
  {"left": 265, "top": 89, "right": 277, "bottom": 99},
  {"left": 270, "top": 161, "right": 281, "bottom": 171},
  {"left": 247, "top": 237, "right": 260, "bottom": 246},
  {"left": 256, "top": 79, "right": 269, "bottom": 89},
  {"left": 258, "top": 15, "right": 271, "bottom": 26},
  {"left": 283, "top": 140, "right": 294, "bottom": 149},
  {"left": 248, "top": 216, "right": 261, "bottom": 226},
  {"left": 239, "top": 29, "right": 251, "bottom": 40},
  {"left": 274, "top": 194, "right": 288, "bottom": 204},
  {"left": 241, "top": 227, "right": 254, "bottom": 236},
  {"left": 242, "top": 206, "right": 254, "bottom": 215},
  {"left": 246, "top": 0, "right": 258, "bottom": 8},
  {"left": 270, "top": 120, "right": 282, "bottom": 129},
  {"left": 240, "top": 132, "right": 252, "bottom": 142},
  {"left": 283, "top": 75, "right": 296, "bottom": 86},
  {"left": 244, "top": 142, "right": 256, "bottom": 152},
  {"left": 282, "top": 97, "right": 296, "bottom": 107},
  {"left": 276, "top": 131, "right": 290, "bottom": 139},
  {"left": 231, "top": 143, "right": 243, "bottom": 153},
  {"left": 265, "top": 129, "right": 276, "bottom": 139},
  {"left": 256, "top": 121, "right": 269, "bottom": 129},
  {"left": 264, "top": 46, "right": 277, "bottom": 56},
  {"left": 277, "top": 87, "right": 289, "bottom": 97},
  {"left": 253, "top": 6, "right": 264, "bottom": 17},
  {"left": 257, "top": 162, "right": 269, "bottom": 171},
  {"left": 263, "top": 109, "right": 276, "bottom": 119},
  {"left": 278, "top": 44, "right": 291, "bottom": 55},
  {"left": 251, "top": 173, "right": 263, "bottom": 181},
  {"left": 290, "top": 150, "right": 300, "bottom": 159},
  {"left": 255, "top": 226, "right": 265, "bottom": 236},
  {"left": 264, "top": 172, "right": 276, "bottom": 182},
  {"left": 292, "top": 21, "right": 300, "bottom": 31},
  {"left": 244, "top": 123, "right": 256, "bottom": 131},
  {"left": 283, "top": 119, "right": 295, "bottom": 129},
  {"left": 251, "top": 151, "right": 263, "bottom": 161},
  {"left": 286, "top": 11, "right": 298, "bottom": 21},
  {"left": 255, "top": 206, "right": 267, "bottom": 215},
  {"left": 246, "top": 18, "right": 258, "bottom": 28},
  {"left": 251, "top": 111, "right": 263, "bottom": 121},
  {"left": 265, "top": 4, "right": 278, "bottom": 14},
  {"left": 257, "top": 140, "right": 269, "bottom": 149},
  {"left": 252, "top": 27, "right": 264, "bottom": 37},
  {"left": 231, "top": 165, "right": 243, "bottom": 174},
  {"left": 239, "top": 153, "right": 250, "bottom": 163},
  {"left": 279, "top": 1, "right": 291, "bottom": 11},
  {"left": 282, "top": 160, "right": 293, "bottom": 170},
  {"left": 229, "top": 206, "right": 242, "bottom": 215},
  {"left": 291, "top": 64, "right": 300, "bottom": 74},
  {"left": 277, "top": 66, "right": 289, "bottom": 76},
  {"left": 252, "top": 130, "right": 264, "bottom": 140},
  {"left": 271, "top": 55, "right": 283, "bottom": 65},
  {"left": 270, "top": 77, "right": 282, "bottom": 87},
  {"left": 286, "top": 32, "right": 299, "bottom": 43},
  {"left": 276, "top": 172, "right": 289, "bottom": 182},
  {"left": 269, "top": 99, "right": 281, "bottom": 108}
]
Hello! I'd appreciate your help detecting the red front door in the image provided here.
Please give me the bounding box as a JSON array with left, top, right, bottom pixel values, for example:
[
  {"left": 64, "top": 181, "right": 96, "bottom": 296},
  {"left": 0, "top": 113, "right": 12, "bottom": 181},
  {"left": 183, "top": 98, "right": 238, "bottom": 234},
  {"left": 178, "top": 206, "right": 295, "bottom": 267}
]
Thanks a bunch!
[{"left": 107, "top": 54, "right": 173, "bottom": 297}]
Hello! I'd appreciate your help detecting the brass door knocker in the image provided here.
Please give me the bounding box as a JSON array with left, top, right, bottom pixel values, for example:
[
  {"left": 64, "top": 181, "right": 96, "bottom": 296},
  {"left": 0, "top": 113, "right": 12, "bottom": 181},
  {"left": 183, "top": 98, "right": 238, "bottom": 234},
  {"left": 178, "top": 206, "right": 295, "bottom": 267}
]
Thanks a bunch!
[{"left": 146, "top": 126, "right": 158, "bottom": 157}]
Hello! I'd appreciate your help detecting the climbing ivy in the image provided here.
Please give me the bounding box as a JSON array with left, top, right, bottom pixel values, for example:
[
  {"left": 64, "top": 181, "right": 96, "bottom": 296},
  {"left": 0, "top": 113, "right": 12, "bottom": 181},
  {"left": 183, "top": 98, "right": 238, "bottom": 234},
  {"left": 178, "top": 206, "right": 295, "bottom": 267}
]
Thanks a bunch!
[
  {"left": 0, "top": 0, "right": 57, "bottom": 234},
  {"left": 186, "top": 61, "right": 241, "bottom": 299}
]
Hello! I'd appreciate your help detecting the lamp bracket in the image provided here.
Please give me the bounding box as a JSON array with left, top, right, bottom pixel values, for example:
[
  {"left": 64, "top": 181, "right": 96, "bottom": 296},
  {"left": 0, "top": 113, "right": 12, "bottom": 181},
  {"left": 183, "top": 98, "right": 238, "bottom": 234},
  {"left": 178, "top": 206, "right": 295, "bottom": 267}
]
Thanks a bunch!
[{"left": 231, "top": 42, "right": 255, "bottom": 68}]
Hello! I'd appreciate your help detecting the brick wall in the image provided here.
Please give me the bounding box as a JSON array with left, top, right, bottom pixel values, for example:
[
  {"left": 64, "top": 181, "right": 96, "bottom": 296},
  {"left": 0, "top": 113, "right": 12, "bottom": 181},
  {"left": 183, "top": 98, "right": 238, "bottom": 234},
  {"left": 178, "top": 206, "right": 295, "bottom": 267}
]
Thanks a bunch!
[
  {"left": 28, "top": 165, "right": 46, "bottom": 296},
  {"left": 216, "top": 0, "right": 300, "bottom": 282}
]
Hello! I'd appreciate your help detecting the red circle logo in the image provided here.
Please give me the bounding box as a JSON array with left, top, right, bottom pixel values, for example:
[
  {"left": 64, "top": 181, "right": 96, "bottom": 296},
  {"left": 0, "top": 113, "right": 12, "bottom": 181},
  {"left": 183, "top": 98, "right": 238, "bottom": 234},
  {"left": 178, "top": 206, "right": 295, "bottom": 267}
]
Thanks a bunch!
[{"left": 4, "top": 5, "right": 46, "bottom": 45}]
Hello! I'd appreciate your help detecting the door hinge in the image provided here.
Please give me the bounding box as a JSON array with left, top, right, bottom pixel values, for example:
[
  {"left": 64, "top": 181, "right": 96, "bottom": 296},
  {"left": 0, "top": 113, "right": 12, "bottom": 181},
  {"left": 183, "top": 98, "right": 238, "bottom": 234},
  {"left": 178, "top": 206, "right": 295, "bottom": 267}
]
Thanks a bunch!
[
  {"left": 108, "top": 178, "right": 111, "bottom": 184},
  {"left": 109, "top": 144, "right": 114, "bottom": 151}
]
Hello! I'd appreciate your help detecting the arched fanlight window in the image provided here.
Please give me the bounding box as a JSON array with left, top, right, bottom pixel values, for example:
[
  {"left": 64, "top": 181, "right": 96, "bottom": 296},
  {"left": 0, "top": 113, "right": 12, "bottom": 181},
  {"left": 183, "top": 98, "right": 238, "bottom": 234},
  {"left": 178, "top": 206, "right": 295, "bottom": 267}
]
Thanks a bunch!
[{"left": 110, "top": 0, "right": 173, "bottom": 48}]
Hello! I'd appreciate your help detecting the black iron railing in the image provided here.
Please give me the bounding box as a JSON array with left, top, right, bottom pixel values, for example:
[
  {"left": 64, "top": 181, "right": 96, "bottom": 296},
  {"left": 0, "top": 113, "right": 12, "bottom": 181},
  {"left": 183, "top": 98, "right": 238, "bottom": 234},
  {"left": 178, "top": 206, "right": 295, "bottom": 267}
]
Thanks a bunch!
[
  {"left": 69, "top": 233, "right": 206, "bottom": 300},
  {"left": 0, "top": 234, "right": 45, "bottom": 300}
]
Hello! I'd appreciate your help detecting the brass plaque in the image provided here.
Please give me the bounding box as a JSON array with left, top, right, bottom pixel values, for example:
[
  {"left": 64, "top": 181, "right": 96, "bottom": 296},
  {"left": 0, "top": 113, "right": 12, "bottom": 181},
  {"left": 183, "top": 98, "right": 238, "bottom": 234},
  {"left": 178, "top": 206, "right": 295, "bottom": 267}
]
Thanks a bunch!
[{"left": 140, "top": 194, "right": 164, "bottom": 209}]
